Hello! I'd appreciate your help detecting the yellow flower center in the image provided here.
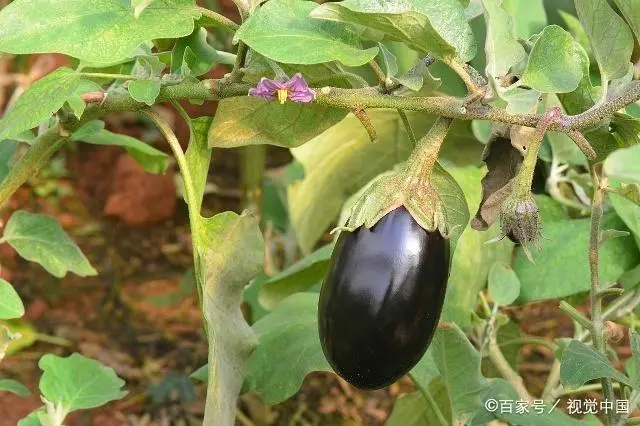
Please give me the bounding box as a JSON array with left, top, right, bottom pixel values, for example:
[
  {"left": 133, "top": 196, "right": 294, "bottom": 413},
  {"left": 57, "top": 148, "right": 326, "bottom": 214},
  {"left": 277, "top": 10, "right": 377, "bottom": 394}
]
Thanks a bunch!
[{"left": 277, "top": 88, "right": 288, "bottom": 104}]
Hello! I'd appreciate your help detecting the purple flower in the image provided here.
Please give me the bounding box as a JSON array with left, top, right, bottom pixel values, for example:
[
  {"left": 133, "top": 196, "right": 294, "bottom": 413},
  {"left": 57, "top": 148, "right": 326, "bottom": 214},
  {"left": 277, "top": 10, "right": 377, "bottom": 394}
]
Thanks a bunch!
[{"left": 249, "top": 73, "right": 316, "bottom": 104}]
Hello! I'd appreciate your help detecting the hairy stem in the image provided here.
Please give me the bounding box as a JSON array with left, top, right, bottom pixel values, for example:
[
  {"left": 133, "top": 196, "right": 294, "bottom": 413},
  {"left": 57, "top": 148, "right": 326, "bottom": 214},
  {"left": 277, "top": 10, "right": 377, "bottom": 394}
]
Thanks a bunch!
[
  {"left": 589, "top": 171, "right": 617, "bottom": 424},
  {"left": 488, "top": 334, "right": 534, "bottom": 402},
  {"left": 240, "top": 145, "right": 266, "bottom": 218},
  {"left": 398, "top": 109, "right": 417, "bottom": 147},
  {"left": 407, "top": 117, "right": 453, "bottom": 181}
]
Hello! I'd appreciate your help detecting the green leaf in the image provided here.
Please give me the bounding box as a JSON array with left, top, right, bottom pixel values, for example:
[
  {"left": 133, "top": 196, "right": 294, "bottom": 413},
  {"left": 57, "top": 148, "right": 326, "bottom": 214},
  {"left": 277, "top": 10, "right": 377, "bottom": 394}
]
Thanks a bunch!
[
  {"left": 234, "top": 0, "right": 378, "bottom": 67},
  {"left": 17, "top": 410, "right": 44, "bottom": 426},
  {"left": 378, "top": 43, "right": 398, "bottom": 79},
  {"left": 604, "top": 145, "right": 640, "bottom": 185},
  {"left": 132, "top": 0, "right": 155, "bottom": 18},
  {"left": 0, "top": 379, "right": 30, "bottom": 397},
  {"left": 311, "top": 0, "right": 476, "bottom": 61},
  {"left": 243, "top": 293, "right": 330, "bottom": 404},
  {"left": 559, "top": 10, "right": 592, "bottom": 59},
  {"left": 473, "top": 379, "right": 587, "bottom": 425},
  {"left": 500, "top": 0, "right": 547, "bottom": 40},
  {"left": 0, "top": 140, "right": 18, "bottom": 183},
  {"left": 184, "top": 115, "right": 213, "bottom": 212},
  {"left": 66, "top": 79, "right": 104, "bottom": 119},
  {"left": 430, "top": 325, "right": 488, "bottom": 421},
  {"left": 127, "top": 80, "right": 161, "bottom": 106},
  {"left": 171, "top": 27, "right": 220, "bottom": 77},
  {"left": 488, "top": 262, "right": 520, "bottom": 306},
  {"left": 631, "top": 330, "right": 640, "bottom": 389},
  {"left": 609, "top": 191, "right": 640, "bottom": 249},
  {"left": 0, "top": 279, "right": 25, "bottom": 320},
  {"left": 613, "top": 0, "right": 640, "bottom": 45},
  {"left": 521, "top": 25, "right": 587, "bottom": 93},
  {"left": 441, "top": 167, "right": 513, "bottom": 328},
  {"left": 2, "top": 319, "right": 38, "bottom": 356},
  {"left": 73, "top": 126, "right": 169, "bottom": 175},
  {"left": 208, "top": 97, "right": 348, "bottom": 149},
  {"left": 612, "top": 114, "right": 640, "bottom": 147},
  {"left": 288, "top": 110, "right": 437, "bottom": 253},
  {"left": 0, "top": 0, "right": 201, "bottom": 65},
  {"left": 259, "top": 244, "right": 333, "bottom": 309},
  {"left": 515, "top": 214, "right": 639, "bottom": 302},
  {"left": 0, "top": 67, "right": 80, "bottom": 140},
  {"left": 3, "top": 211, "right": 97, "bottom": 278},
  {"left": 560, "top": 340, "right": 632, "bottom": 388},
  {"left": 197, "top": 211, "right": 263, "bottom": 425},
  {"left": 385, "top": 389, "right": 450, "bottom": 426},
  {"left": 575, "top": 0, "right": 634, "bottom": 81},
  {"left": 482, "top": 0, "right": 525, "bottom": 77},
  {"left": 39, "top": 353, "right": 127, "bottom": 413}
]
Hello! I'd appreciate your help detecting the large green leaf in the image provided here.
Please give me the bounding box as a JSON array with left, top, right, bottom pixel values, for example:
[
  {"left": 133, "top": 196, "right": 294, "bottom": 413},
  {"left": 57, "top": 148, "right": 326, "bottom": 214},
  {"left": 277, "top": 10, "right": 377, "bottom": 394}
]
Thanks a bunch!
[
  {"left": 2, "top": 211, "right": 97, "bottom": 278},
  {"left": 39, "top": 353, "right": 127, "bottom": 413},
  {"left": 613, "top": 0, "right": 640, "bottom": 45},
  {"left": 471, "top": 379, "right": 590, "bottom": 425},
  {"left": 575, "top": 0, "right": 634, "bottom": 81},
  {"left": 501, "top": 0, "right": 547, "bottom": 39},
  {"left": 604, "top": 145, "right": 640, "bottom": 185},
  {"left": 0, "top": 0, "right": 201, "bottom": 65},
  {"left": 197, "top": 211, "right": 263, "bottom": 426},
  {"left": 259, "top": 244, "right": 333, "bottom": 309},
  {"left": 0, "top": 279, "right": 25, "bottom": 320},
  {"left": 243, "top": 292, "right": 331, "bottom": 404},
  {"left": 482, "top": 0, "right": 525, "bottom": 77},
  {"left": 234, "top": 0, "right": 378, "bottom": 66},
  {"left": 208, "top": 97, "right": 347, "bottom": 148},
  {"left": 560, "top": 340, "right": 632, "bottom": 388},
  {"left": 430, "top": 325, "right": 488, "bottom": 422},
  {"left": 514, "top": 214, "right": 640, "bottom": 302},
  {"left": 385, "top": 387, "right": 450, "bottom": 426},
  {"left": 0, "top": 68, "right": 80, "bottom": 140},
  {"left": 487, "top": 261, "right": 520, "bottom": 306},
  {"left": 521, "top": 25, "right": 588, "bottom": 93},
  {"left": 311, "top": 0, "right": 476, "bottom": 61}
]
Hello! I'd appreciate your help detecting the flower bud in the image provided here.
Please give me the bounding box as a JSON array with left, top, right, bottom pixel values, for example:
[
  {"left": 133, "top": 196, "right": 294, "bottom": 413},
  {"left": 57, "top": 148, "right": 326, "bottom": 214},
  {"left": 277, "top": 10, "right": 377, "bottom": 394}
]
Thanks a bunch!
[{"left": 500, "top": 196, "right": 541, "bottom": 246}]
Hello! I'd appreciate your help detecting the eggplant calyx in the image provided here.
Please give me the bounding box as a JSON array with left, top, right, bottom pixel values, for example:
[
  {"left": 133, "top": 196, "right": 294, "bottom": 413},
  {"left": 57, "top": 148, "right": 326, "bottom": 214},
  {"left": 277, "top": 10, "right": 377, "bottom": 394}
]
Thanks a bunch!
[{"left": 336, "top": 170, "right": 450, "bottom": 238}]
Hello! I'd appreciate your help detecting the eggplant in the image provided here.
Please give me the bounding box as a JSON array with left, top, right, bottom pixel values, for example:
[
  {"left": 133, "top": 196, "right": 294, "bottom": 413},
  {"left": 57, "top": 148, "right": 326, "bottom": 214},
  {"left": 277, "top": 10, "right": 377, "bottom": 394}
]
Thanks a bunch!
[{"left": 318, "top": 206, "right": 450, "bottom": 390}]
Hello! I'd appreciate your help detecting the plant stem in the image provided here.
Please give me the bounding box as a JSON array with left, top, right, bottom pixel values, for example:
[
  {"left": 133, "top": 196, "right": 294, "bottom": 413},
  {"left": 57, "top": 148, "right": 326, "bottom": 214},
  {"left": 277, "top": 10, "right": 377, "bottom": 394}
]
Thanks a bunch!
[
  {"left": 368, "top": 59, "right": 387, "bottom": 85},
  {"left": 229, "top": 41, "right": 248, "bottom": 82},
  {"left": 406, "top": 117, "right": 453, "bottom": 181},
  {"left": 397, "top": 109, "right": 417, "bottom": 147},
  {"left": 197, "top": 6, "right": 239, "bottom": 31},
  {"left": 589, "top": 170, "right": 617, "bottom": 424},
  {"left": 79, "top": 72, "right": 144, "bottom": 81},
  {"left": 559, "top": 301, "right": 593, "bottom": 330},
  {"left": 240, "top": 145, "right": 266, "bottom": 218},
  {"left": 488, "top": 335, "right": 534, "bottom": 402},
  {"left": 558, "top": 382, "right": 621, "bottom": 396}
]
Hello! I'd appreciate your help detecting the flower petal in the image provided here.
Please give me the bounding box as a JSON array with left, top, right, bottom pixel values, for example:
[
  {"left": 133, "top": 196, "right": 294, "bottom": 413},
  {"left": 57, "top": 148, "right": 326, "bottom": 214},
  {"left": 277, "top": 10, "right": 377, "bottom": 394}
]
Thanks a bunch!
[{"left": 288, "top": 88, "right": 316, "bottom": 103}]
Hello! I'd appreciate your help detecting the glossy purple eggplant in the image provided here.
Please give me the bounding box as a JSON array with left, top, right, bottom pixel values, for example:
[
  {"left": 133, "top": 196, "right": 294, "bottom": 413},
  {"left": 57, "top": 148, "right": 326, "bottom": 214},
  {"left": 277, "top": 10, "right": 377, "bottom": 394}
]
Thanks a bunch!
[{"left": 318, "top": 206, "right": 450, "bottom": 390}]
